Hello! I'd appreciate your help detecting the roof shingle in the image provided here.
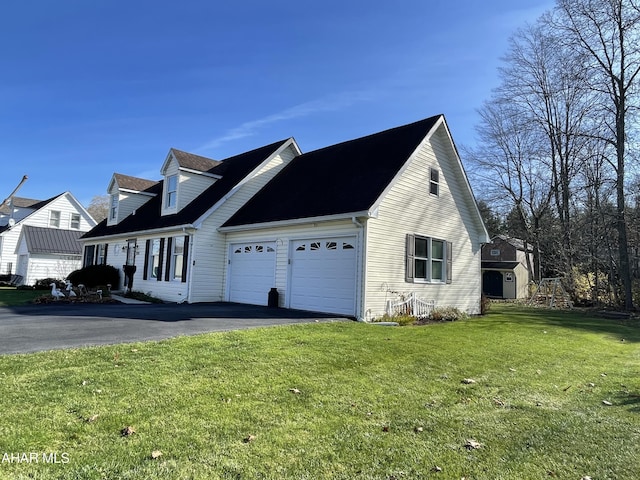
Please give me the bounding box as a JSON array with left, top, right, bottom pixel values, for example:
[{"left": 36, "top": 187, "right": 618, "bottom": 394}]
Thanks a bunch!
[{"left": 223, "top": 115, "right": 441, "bottom": 227}]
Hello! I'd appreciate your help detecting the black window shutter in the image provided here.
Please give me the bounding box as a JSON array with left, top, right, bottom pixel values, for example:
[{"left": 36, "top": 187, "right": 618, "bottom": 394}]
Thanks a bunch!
[
  {"left": 181, "top": 235, "right": 189, "bottom": 282},
  {"left": 103, "top": 243, "right": 109, "bottom": 265},
  {"left": 157, "top": 238, "right": 165, "bottom": 281},
  {"left": 446, "top": 241, "right": 453, "bottom": 284},
  {"left": 143, "top": 239, "right": 151, "bottom": 280},
  {"left": 165, "top": 237, "right": 173, "bottom": 281},
  {"left": 405, "top": 234, "right": 415, "bottom": 282}
]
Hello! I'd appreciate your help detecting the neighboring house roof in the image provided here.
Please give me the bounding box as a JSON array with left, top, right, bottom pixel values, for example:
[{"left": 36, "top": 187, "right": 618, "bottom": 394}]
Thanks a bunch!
[
  {"left": 82, "top": 139, "right": 289, "bottom": 239},
  {"left": 0, "top": 194, "right": 61, "bottom": 234},
  {"left": 222, "top": 115, "right": 441, "bottom": 227},
  {"left": 482, "top": 261, "right": 520, "bottom": 270},
  {"left": 170, "top": 148, "right": 221, "bottom": 172},
  {"left": 113, "top": 173, "right": 158, "bottom": 193},
  {"left": 19, "top": 225, "right": 84, "bottom": 255},
  {"left": 492, "top": 235, "right": 533, "bottom": 252},
  {"left": 0, "top": 196, "right": 50, "bottom": 215}
]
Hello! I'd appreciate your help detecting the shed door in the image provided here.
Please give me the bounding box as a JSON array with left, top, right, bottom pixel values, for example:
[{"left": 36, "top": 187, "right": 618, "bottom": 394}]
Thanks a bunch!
[
  {"left": 228, "top": 242, "right": 276, "bottom": 306},
  {"left": 483, "top": 270, "right": 504, "bottom": 298},
  {"left": 289, "top": 236, "right": 357, "bottom": 316}
]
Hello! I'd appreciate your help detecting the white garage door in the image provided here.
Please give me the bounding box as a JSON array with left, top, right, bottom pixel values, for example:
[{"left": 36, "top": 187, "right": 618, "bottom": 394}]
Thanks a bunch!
[
  {"left": 228, "top": 242, "right": 276, "bottom": 306},
  {"left": 290, "top": 236, "right": 357, "bottom": 316}
]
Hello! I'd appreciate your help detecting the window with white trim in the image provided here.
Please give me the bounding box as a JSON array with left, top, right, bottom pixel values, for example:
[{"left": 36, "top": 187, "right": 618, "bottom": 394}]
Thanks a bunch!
[
  {"left": 110, "top": 194, "right": 118, "bottom": 221},
  {"left": 70, "top": 213, "right": 81, "bottom": 229},
  {"left": 406, "top": 234, "right": 452, "bottom": 284},
  {"left": 49, "top": 210, "right": 61, "bottom": 228},
  {"left": 429, "top": 168, "right": 439, "bottom": 196},
  {"left": 171, "top": 236, "right": 184, "bottom": 280},
  {"left": 165, "top": 175, "right": 178, "bottom": 209},
  {"left": 148, "top": 239, "right": 161, "bottom": 278}
]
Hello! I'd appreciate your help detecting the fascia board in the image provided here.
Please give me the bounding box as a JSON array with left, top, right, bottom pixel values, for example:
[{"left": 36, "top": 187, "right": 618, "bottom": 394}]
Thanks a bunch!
[{"left": 217, "top": 211, "right": 371, "bottom": 233}]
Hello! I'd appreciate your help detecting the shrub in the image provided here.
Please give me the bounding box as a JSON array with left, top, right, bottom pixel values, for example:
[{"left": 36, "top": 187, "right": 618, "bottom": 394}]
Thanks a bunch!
[
  {"left": 429, "top": 306, "right": 468, "bottom": 322},
  {"left": 33, "top": 278, "right": 64, "bottom": 290},
  {"left": 67, "top": 265, "right": 120, "bottom": 289},
  {"left": 371, "top": 313, "right": 417, "bottom": 326}
]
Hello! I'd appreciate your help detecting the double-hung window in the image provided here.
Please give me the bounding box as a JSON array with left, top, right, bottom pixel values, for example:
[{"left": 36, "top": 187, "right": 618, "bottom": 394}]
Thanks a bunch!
[
  {"left": 429, "top": 168, "right": 440, "bottom": 196},
  {"left": 165, "top": 175, "right": 178, "bottom": 209},
  {"left": 70, "top": 213, "right": 81, "bottom": 229},
  {"left": 49, "top": 210, "right": 61, "bottom": 228},
  {"left": 406, "top": 234, "right": 452, "bottom": 284},
  {"left": 148, "top": 239, "right": 161, "bottom": 279},
  {"left": 171, "top": 236, "right": 184, "bottom": 281},
  {"left": 110, "top": 194, "right": 118, "bottom": 221}
]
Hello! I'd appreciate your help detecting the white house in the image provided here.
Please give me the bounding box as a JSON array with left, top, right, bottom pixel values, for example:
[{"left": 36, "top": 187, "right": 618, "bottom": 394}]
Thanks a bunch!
[
  {"left": 80, "top": 115, "right": 489, "bottom": 318},
  {"left": 0, "top": 193, "right": 97, "bottom": 285}
]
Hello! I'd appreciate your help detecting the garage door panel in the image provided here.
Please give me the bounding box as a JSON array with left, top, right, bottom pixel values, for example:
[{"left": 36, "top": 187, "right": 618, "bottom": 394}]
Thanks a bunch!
[
  {"left": 290, "top": 236, "right": 357, "bottom": 316},
  {"left": 229, "top": 242, "right": 276, "bottom": 306}
]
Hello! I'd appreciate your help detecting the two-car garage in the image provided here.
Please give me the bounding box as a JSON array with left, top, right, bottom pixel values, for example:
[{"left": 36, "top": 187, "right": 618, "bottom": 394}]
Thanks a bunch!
[{"left": 227, "top": 236, "right": 358, "bottom": 316}]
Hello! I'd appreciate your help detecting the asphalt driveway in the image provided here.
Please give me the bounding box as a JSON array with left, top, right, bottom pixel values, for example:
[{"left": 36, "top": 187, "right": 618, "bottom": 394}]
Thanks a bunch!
[{"left": 0, "top": 302, "right": 348, "bottom": 355}]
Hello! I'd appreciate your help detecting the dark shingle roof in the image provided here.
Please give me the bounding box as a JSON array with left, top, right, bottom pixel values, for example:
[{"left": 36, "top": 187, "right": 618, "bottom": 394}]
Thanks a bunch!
[
  {"left": 21, "top": 225, "right": 84, "bottom": 255},
  {"left": 113, "top": 173, "right": 158, "bottom": 193},
  {"left": 0, "top": 196, "right": 47, "bottom": 215},
  {"left": 223, "top": 115, "right": 441, "bottom": 227},
  {"left": 170, "top": 148, "right": 221, "bottom": 172},
  {"left": 82, "top": 140, "right": 289, "bottom": 239},
  {"left": 481, "top": 261, "right": 520, "bottom": 270}
]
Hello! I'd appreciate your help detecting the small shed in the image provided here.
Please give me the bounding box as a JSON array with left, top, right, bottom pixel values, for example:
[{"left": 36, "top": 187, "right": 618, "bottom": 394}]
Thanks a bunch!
[{"left": 481, "top": 236, "right": 534, "bottom": 299}]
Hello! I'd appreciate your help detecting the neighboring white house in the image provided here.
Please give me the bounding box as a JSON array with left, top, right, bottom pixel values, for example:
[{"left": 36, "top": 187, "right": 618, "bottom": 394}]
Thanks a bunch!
[
  {"left": 0, "top": 193, "right": 97, "bottom": 284},
  {"left": 80, "top": 115, "right": 489, "bottom": 318}
]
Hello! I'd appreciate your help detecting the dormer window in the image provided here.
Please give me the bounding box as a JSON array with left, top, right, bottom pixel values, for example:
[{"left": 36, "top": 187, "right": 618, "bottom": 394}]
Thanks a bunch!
[
  {"left": 109, "top": 194, "right": 118, "bottom": 221},
  {"left": 166, "top": 175, "right": 178, "bottom": 209}
]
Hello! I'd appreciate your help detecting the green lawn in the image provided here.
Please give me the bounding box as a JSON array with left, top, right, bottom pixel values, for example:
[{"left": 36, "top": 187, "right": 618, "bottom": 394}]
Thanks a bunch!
[
  {"left": 0, "top": 305, "right": 638, "bottom": 479},
  {"left": 0, "top": 287, "right": 44, "bottom": 306}
]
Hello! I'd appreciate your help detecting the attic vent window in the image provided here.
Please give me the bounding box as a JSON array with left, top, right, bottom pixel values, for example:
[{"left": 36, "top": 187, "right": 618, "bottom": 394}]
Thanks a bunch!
[
  {"left": 166, "top": 174, "right": 178, "bottom": 208},
  {"left": 490, "top": 249, "right": 500, "bottom": 256}
]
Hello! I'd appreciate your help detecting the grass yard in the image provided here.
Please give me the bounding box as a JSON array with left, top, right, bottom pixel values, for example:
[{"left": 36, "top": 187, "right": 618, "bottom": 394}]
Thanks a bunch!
[
  {"left": 0, "top": 287, "right": 44, "bottom": 306},
  {"left": 0, "top": 305, "right": 638, "bottom": 479}
]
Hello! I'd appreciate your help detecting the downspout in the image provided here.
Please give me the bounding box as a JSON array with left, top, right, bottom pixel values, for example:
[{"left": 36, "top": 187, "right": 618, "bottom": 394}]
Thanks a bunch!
[{"left": 351, "top": 217, "right": 367, "bottom": 322}]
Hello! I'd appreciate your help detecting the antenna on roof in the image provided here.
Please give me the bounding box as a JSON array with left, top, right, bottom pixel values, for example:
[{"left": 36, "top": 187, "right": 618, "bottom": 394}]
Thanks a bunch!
[{"left": 0, "top": 175, "right": 28, "bottom": 209}]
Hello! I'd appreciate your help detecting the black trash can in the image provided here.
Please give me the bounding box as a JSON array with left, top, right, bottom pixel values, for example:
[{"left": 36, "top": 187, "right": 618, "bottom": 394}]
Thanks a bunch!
[{"left": 268, "top": 288, "right": 279, "bottom": 308}]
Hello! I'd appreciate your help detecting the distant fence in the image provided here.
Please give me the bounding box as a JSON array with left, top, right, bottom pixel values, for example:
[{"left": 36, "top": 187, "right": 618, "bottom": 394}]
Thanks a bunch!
[{"left": 385, "top": 292, "right": 435, "bottom": 318}]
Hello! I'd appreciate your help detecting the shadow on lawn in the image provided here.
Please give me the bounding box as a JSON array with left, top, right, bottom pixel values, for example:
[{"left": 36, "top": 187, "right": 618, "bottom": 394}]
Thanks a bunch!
[
  {"left": 616, "top": 391, "right": 640, "bottom": 413},
  {"left": 492, "top": 306, "right": 640, "bottom": 343}
]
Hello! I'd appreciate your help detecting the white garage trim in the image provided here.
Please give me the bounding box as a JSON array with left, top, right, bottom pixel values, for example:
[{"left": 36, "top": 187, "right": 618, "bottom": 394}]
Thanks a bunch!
[
  {"left": 287, "top": 235, "right": 358, "bottom": 316},
  {"left": 227, "top": 241, "right": 277, "bottom": 306}
]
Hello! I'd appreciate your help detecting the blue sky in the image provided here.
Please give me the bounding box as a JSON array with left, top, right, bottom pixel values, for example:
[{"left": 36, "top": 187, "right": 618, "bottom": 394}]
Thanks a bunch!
[{"left": 1, "top": 0, "right": 554, "bottom": 208}]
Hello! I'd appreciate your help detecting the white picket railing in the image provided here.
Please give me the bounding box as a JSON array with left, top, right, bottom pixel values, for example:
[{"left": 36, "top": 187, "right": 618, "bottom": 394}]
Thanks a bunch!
[{"left": 385, "top": 292, "right": 435, "bottom": 318}]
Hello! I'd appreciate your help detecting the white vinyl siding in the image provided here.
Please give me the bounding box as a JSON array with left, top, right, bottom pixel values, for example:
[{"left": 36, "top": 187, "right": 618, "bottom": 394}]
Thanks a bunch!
[
  {"left": 187, "top": 143, "right": 299, "bottom": 304},
  {"left": 0, "top": 193, "right": 96, "bottom": 281},
  {"left": 365, "top": 122, "right": 485, "bottom": 317}
]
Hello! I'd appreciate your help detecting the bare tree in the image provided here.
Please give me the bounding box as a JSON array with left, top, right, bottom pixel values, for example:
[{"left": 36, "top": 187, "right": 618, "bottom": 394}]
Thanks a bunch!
[
  {"left": 469, "top": 99, "right": 553, "bottom": 281},
  {"left": 87, "top": 195, "right": 109, "bottom": 223},
  {"left": 556, "top": 0, "right": 640, "bottom": 309},
  {"left": 498, "top": 15, "right": 596, "bottom": 292}
]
